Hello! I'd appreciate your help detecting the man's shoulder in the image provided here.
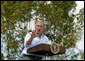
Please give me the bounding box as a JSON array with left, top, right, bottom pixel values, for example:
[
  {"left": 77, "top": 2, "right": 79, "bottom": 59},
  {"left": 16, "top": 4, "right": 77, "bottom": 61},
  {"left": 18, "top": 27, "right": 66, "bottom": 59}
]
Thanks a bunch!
[
  {"left": 42, "top": 34, "right": 51, "bottom": 44},
  {"left": 43, "top": 35, "right": 49, "bottom": 39}
]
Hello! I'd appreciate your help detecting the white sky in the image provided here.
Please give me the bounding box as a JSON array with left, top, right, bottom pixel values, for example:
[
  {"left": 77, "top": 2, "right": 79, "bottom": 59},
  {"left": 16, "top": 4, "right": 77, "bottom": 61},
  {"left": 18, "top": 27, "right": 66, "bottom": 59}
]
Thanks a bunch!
[
  {"left": 75, "top": 1, "right": 84, "bottom": 51},
  {"left": 75, "top": 1, "right": 84, "bottom": 14}
]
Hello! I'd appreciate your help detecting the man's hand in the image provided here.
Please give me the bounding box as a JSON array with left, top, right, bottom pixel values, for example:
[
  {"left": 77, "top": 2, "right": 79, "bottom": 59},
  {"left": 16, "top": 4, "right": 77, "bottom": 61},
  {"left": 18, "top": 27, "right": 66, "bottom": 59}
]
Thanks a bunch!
[
  {"left": 31, "top": 30, "right": 36, "bottom": 39},
  {"left": 25, "top": 30, "right": 36, "bottom": 45}
]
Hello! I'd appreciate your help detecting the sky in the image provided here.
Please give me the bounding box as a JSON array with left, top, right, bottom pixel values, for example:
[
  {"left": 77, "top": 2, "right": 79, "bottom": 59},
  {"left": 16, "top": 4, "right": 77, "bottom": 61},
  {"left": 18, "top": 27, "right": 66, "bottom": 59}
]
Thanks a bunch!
[
  {"left": 75, "top": 1, "right": 84, "bottom": 14},
  {"left": 75, "top": 1, "right": 84, "bottom": 51}
]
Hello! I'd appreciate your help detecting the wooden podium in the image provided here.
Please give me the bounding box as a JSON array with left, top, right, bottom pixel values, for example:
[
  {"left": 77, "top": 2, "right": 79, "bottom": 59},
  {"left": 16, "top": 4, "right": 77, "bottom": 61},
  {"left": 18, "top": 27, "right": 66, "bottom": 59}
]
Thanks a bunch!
[{"left": 27, "top": 44, "right": 66, "bottom": 56}]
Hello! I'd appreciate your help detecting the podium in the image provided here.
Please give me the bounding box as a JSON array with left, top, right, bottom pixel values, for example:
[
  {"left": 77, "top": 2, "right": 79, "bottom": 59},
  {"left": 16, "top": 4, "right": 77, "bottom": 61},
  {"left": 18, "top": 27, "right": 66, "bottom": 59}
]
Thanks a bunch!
[{"left": 27, "top": 44, "right": 66, "bottom": 56}]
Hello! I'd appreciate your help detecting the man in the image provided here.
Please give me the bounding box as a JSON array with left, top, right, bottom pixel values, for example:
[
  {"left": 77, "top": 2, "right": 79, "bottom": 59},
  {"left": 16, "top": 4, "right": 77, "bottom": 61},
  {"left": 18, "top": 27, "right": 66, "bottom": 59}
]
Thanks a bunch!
[{"left": 21, "top": 19, "right": 51, "bottom": 60}]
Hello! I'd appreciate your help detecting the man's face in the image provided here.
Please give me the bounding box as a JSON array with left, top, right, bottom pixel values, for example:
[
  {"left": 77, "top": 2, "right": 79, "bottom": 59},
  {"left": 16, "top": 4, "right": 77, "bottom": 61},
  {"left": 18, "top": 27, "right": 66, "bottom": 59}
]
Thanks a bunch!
[{"left": 35, "top": 21, "right": 44, "bottom": 36}]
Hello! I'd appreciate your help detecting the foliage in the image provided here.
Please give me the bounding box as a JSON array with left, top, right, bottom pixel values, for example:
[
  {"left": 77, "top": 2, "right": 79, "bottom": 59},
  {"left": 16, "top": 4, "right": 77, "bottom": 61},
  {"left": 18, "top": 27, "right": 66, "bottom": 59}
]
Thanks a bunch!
[{"left": 1, "top": 1, "right": 84, "bottom": 60}]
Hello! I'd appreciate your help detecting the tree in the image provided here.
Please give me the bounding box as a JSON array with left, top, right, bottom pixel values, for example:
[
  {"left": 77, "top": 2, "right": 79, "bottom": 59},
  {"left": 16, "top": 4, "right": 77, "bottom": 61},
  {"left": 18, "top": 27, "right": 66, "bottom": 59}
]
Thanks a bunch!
[
  {"left": 1, "top": 1, "right": 33, "bottom": 60},
  {"left": 1, "top": 1, "right": 84, "bottom": 60},
  {"left": 34, "top": 1, "right": 77, "bottom": 48}
]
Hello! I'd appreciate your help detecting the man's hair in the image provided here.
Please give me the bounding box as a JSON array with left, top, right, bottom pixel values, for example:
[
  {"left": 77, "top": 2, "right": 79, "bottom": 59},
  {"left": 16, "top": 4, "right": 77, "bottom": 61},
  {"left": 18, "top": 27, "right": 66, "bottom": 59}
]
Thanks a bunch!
[{"left": 35, "top": 19, "right": 45, "bottom": 26}]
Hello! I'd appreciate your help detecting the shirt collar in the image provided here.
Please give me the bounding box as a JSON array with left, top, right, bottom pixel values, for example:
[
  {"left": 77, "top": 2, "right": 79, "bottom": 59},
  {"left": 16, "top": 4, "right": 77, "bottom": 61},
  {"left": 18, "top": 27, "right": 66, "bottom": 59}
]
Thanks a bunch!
[{"left": 38, "top": 33, "right": 44, "bottom": 38}]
